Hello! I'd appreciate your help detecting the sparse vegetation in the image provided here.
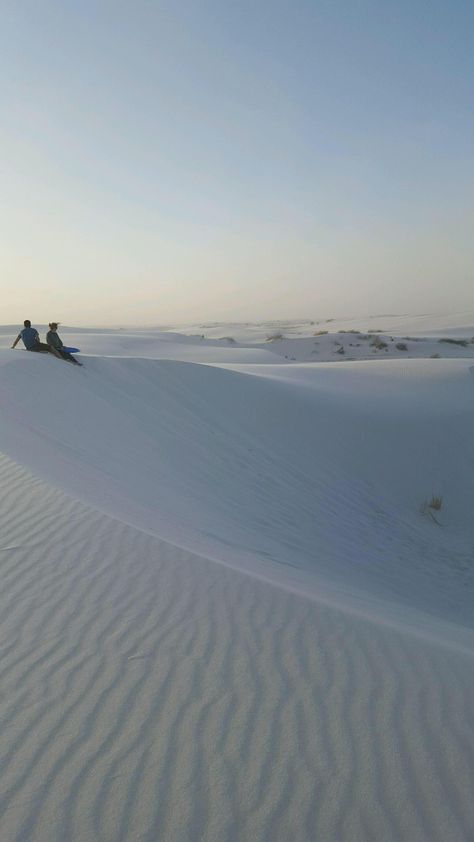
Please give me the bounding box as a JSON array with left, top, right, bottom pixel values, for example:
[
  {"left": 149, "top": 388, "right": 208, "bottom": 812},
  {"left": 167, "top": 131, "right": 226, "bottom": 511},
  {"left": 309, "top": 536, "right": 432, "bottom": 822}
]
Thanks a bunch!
[
  {"left": 438, "top": 338, "right": 468, "bottom": 347},
  {"left": 370, "top": 336, "right": 388, "bottom": 350},
  {"left": 430, "top": 353, "right": 441, "bottom": 358},
  {"left": 395, "top": 343, "right": 408, "bottom": 351},
  {"left": 313, "top": 330, "right": 328, "bottom": 336},
  {"left": 420, "top": 495, "right": 443, "bottom": 524},
  {"left": 266, "top": 333, "right": 284, "bottom": 341},
  {"left": 339, "top": 329, "right": 361, "bottom": 334},
  {"left": 221, "top": 337, "right": 236, "bottom": 343}
]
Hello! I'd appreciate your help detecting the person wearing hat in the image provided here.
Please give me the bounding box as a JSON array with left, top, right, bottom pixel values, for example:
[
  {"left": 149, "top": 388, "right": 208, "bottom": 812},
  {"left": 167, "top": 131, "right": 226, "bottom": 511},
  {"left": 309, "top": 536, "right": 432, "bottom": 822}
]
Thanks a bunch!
[{"left": 46, "top": 322, "right": 82, "bottom": 366}]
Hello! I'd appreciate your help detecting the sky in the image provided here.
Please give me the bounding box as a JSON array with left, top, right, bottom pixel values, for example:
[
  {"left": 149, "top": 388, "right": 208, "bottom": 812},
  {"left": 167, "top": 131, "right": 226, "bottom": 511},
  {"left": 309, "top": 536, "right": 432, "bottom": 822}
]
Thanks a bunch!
[{"left": 1, "top": 0, "right": 472, "bottom": 326}]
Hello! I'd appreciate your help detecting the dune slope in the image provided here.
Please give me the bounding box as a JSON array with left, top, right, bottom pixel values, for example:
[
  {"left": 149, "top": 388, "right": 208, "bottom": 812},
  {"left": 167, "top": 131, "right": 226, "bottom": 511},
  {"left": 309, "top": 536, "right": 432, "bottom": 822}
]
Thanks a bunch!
[
  {"left": 1, "top": 343, "right": 474, "bottom": 840},
  {"left": 0, "top": 453, "right": 473, "bottom": 841},
  {"left": 0, "top": 350, "right": 473, "bottom": 628}
]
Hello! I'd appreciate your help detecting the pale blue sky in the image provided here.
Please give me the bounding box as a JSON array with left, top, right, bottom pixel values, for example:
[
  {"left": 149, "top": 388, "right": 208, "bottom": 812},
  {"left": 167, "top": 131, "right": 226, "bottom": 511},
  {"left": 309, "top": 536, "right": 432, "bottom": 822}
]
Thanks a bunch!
[{"left": 1, "top": 0, "right": 472, "bottom": 324}]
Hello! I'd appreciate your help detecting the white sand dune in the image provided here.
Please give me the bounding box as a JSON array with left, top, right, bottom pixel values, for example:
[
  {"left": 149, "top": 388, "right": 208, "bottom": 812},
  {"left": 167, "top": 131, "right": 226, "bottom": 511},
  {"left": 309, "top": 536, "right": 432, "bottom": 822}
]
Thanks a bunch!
[{"left": 0, "top": 318, "right": 474, "bottom": 840}]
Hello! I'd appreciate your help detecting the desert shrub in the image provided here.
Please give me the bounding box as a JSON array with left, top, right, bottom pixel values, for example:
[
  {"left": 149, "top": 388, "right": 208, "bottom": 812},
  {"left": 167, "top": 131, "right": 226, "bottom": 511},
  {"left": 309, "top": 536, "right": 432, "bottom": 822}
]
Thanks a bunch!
[
  {"left": 370, "top": 336, "right": 388, "bottom": 350},
  {"left": 313, "top": 329, "right": 328, "bottom": 336},
  {"left": 438, "top": 338, "right": 468, "bottom": 347},
  {"left": 395, "top": 342, "right": 408, "bottom": 351},
  {"left": 266, "top": 333, "right": 284, "bottom": 341}
]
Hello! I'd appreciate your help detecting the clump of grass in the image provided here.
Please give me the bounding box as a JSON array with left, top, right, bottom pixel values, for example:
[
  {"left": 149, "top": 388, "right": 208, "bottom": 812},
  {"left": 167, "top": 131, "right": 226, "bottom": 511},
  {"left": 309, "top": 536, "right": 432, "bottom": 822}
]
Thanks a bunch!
[
  {"left": 266, "top": 332, "right": 284, "bottom": 341},
  {"left": 370, "top": 335, "right": 388, "bottom": 350},
  {"left": 313, "top": 329, "right": 328, "bottom": 336},
  {"left": 420, "top": 495, "right": 443, "bottom": 525},
  {"left": 438, "top": 338, "right": 468, "bottom": 347},
  {"left": 339, "top": 329, "right": 361, "bottom": 334},
  {"left": 395, "top": 342, "right": 408, "bottom": 351}
]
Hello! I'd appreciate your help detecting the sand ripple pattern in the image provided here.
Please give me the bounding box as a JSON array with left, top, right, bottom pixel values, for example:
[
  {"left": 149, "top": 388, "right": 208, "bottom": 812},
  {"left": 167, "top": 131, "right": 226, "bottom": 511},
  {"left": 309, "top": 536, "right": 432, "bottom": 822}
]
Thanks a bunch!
[{"left": 0, "top": 453, "right": 473, "bottom": 841}]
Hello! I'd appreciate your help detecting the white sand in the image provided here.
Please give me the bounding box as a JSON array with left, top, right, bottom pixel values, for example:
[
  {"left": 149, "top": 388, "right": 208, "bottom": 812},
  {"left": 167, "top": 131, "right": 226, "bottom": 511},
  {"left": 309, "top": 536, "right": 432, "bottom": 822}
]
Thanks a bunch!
[{"left": 0, "top": 315, "right": 473, "bottom": 840}]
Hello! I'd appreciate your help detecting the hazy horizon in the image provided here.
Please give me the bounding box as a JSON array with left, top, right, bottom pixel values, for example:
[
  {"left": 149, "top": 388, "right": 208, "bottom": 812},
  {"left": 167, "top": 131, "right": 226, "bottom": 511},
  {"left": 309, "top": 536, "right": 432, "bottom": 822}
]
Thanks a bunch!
[{"left": 2, "top": 1, "right": 472, "bottom": 325}]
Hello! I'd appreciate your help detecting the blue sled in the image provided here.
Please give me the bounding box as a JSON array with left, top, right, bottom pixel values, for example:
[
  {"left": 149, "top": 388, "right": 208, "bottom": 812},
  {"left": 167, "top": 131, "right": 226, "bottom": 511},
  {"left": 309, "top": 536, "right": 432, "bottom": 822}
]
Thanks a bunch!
[{"left": 62, "top": 346, "right": 80, "bottom": 353}]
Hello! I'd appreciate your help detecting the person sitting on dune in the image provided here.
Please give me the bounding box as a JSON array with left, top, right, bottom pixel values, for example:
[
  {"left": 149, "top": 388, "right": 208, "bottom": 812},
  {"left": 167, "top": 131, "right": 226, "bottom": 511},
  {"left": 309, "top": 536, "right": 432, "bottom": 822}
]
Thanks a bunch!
[
  {"left": 12, "top": 320, "right": 62, "bottom": 358},
  {"left": 46, "top": 322, "right": 82, "bottom": 366}
]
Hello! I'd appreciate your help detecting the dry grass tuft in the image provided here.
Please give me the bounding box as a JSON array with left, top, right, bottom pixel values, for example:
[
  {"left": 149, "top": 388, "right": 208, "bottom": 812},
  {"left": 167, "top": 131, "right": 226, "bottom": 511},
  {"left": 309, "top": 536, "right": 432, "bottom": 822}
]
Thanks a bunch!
[
  {"left": 370, "top": 335, "right": 388, "bottom": 350},
  {"left": 266, "top": 333, "right": 284, "bottom": 341},
  {"left": 420, "top": 495, "right": 443, "bottom": 525}
]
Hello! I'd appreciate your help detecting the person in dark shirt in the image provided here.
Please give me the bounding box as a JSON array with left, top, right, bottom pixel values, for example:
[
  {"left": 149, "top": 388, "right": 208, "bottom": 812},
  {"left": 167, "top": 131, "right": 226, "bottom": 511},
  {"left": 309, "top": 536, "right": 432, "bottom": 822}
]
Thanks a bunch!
[
  {"left": 11, "top": 320, "right": 61, "bottom": 356},
  {"left": 46, "top": 322, "right": 82, "bottom": 366}
]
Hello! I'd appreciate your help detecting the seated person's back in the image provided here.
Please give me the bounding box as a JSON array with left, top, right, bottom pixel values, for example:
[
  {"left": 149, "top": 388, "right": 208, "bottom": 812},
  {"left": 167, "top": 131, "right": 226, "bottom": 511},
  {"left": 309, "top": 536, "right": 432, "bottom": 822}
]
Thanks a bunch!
[
  {"left": 20, "top": 325, "right": 39, "bottom": 349},
  {"left": 46, "top": 327, "right": 63, "bottom": 349}
]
